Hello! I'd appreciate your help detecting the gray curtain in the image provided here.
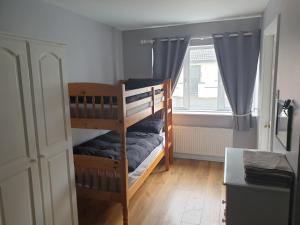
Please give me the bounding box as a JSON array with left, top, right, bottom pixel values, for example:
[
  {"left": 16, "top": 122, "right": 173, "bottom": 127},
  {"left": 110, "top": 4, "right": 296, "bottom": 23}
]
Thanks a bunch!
[
  {"left": 152, "top": 36, "right": 190, "bottom": 119},
  {"left": 213, "top": 30, "right": 260, "bottom": 131},
  {"left": 153, "top": 36, "right": 191, "bottom": 92}
]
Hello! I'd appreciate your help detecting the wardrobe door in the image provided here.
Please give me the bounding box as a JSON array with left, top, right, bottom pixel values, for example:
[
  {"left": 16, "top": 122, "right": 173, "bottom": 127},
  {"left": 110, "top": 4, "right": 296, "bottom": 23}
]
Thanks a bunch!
[
  {"left": 29, "top": 41, "right": 78, "bottom": 225},
  {"left": 0, "top": 36, "right": 43, "bottom": 225}
]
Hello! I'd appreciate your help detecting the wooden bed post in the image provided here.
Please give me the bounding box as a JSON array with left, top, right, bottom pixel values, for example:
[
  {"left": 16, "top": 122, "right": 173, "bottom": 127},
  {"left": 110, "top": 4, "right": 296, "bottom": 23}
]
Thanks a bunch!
[
  {"left": 164, "top": 81, "right": 170, "bottom": 171},
  {"left": 166, "top": 80, "right": 174, "bottom": 164},
  {"left": 118, "top": 83, "right": 129, "bottom": 225}
]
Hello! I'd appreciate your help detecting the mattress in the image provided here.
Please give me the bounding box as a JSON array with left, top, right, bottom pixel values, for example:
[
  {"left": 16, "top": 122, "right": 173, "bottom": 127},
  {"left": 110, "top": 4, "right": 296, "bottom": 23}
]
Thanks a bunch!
[
  {"left": 73, "top": 131, "right": 164, "bottom": 172},
  {"left": 74, "top": 132, "right": 166, "bottom": 192},
  {"left": 128, "top": 132, "right": 165, "bottom": 186}
]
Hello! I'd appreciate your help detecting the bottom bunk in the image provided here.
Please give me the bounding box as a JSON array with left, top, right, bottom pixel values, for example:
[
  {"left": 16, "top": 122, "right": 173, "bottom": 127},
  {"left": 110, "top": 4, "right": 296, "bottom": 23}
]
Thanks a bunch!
[
  {"left": 128, "top": 134, "right": 165, "bottom": 186},
  {"left": 73, "top": 129, "right": 168, "bottom": 203}
]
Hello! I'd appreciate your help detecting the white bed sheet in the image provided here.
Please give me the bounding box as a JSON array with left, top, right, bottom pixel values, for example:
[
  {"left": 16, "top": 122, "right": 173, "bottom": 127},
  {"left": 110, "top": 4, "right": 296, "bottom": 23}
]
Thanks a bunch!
[{"left": 128, "top": 132, "right": 165, "bottom": 187}]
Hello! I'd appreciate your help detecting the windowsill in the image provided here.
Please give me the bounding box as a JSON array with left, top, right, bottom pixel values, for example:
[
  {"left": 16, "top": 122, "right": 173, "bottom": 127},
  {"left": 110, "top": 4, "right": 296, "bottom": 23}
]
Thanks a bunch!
[
  {"left": 173, "top": 110, "right": 232, "bottom": 116},
  {"left": 173, "top": 110, "right": 258, "bottom": 117}
]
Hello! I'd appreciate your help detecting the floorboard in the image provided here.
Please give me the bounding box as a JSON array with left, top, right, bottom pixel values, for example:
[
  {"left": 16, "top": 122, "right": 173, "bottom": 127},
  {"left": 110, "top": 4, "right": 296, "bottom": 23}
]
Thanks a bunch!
[{"left": 77, "top": 158, "right": 225, "bottom": 225}]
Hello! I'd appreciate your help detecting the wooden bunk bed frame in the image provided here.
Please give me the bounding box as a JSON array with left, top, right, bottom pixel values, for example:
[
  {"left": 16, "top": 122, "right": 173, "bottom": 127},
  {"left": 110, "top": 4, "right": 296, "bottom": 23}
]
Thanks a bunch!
[{"left": 68, "top": 80, "right": 173, "bottom": 225}]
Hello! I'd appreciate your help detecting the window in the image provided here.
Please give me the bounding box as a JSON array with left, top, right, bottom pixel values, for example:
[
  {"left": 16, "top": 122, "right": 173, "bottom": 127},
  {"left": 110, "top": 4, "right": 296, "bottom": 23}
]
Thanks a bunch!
[{"left": 173, "top": 45, "right": 258, "bottom": 113}]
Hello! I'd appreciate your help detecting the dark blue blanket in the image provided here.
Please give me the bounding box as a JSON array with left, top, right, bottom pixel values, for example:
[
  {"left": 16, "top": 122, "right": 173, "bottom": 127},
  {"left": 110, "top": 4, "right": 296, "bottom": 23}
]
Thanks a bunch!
[{"left": 73, "top": 131, "right": 163, "bottom": 172}]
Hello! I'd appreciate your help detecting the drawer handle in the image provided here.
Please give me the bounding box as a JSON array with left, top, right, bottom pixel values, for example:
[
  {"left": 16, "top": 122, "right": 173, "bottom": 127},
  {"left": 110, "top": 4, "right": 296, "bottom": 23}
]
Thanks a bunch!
[
  {"left": 222, "top": 218, "right": 226, "bottom": 223},
  {"left": 222, "top": 200, "right": 226, "bottom": 204}
]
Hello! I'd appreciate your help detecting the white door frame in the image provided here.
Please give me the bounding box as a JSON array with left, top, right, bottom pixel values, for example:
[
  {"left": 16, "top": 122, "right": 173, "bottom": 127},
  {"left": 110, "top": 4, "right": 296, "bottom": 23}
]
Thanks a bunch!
[{"left": 258, "top": 15, "right": 280, "bottom": 151}]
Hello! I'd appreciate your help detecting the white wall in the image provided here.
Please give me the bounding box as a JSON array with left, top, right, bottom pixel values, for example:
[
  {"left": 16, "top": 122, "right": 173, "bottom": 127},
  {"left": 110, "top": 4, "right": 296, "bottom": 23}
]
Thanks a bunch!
[
  {"left": 0, "top": 0, "right": 124, "bottom": 145},
  {"left": 263, "top": 0, "right": 300, "bottom": 224},
  {"left": 122, "top": 17, "right": 261, "bottom": 149}
]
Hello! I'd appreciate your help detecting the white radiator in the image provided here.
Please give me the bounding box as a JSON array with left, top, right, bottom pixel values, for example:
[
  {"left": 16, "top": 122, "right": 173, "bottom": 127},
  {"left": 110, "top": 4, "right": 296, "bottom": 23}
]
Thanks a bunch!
[{"left": 173, "top": 126, "right": 233, "bottom": 161}]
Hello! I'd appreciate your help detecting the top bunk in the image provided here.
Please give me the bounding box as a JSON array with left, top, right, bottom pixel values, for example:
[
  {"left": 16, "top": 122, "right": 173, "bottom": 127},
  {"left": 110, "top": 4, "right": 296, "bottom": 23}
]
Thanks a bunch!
[{"left": 68, "top": 79, "right": 172, "bottom": 131}]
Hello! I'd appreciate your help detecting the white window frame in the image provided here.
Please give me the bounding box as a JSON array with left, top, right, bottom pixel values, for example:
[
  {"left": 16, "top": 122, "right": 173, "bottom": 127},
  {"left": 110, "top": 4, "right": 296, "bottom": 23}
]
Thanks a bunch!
[
  {"left": 173, "top": 43, "right": 259, "bottom": 114},
  {"left": 174, "top": 44, "right": 231, "bottom": 113}
]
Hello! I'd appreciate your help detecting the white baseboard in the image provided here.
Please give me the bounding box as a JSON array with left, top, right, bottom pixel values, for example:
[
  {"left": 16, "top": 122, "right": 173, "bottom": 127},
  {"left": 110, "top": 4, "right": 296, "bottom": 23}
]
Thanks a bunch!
[{"left": 174, "top": 153, "right": 224, "bottom": 162}]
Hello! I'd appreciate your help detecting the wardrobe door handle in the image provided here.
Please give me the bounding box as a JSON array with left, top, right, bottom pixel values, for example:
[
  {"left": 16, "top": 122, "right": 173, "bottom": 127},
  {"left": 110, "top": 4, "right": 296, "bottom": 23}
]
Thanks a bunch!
[
  {"left": 30, "top": 158, "right": 37, "bottom": 163},
  {"left": 39, "top": 154, "right": 46, "bottom": 159}
]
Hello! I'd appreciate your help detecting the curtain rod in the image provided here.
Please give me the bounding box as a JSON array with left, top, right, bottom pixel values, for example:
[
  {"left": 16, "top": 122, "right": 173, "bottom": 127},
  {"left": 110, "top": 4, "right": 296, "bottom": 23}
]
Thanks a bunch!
[
  {"left": 140, "top": 32, "right": 254, "bottom": 45},
  {"left": 140, "top": 36, "right": 211, "bottom": 45}
]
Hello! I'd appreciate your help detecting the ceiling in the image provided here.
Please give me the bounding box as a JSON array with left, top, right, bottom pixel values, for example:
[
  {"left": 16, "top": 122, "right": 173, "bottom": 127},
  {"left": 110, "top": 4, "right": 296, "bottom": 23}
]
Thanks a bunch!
[{"left": 45, "top": 0, "right": 269, "bottom": 30}]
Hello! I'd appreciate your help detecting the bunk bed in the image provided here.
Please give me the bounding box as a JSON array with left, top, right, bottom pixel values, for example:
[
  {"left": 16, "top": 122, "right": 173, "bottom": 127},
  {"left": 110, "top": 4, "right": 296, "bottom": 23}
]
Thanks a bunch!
[{"left": 68, "top": 79, "right": 173, "bottom": 225}]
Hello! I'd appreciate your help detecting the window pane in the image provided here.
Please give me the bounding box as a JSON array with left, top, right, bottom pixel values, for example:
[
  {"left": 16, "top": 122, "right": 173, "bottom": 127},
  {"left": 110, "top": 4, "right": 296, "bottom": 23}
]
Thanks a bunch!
[
  {"left": 188, "top": 45, "right": 225, "bottom": 111},
  {"left": 189, "top": 61, "right": 219, "bottom": 111},
  {"left": 173, "top": 66, "right": 184, "bottom": 108}
]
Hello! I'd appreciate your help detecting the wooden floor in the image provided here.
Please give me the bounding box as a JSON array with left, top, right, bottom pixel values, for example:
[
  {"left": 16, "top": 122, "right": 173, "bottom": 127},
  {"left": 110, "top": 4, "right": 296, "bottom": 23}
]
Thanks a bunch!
[{"left": 77, "top": 159, "right": 225, "bottom": 225}]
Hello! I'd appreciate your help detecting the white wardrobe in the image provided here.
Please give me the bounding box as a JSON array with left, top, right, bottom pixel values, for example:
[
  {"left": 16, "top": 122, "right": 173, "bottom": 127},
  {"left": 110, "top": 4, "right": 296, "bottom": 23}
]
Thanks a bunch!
[{"left": 0, "top": 34, "right": 78, "bottom": 225}]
